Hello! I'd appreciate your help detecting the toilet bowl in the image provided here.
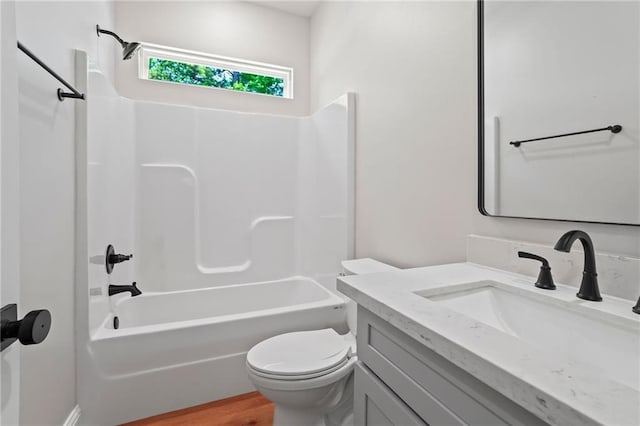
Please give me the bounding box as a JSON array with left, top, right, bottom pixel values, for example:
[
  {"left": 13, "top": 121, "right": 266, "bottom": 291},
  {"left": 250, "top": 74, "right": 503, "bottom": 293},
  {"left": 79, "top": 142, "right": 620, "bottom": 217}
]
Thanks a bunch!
[
  {"left": 247, "top": 329, "right": 357, "bottom": 426},
  {"left": 246, "top": 259, "right": 398, "bottom": 426}
]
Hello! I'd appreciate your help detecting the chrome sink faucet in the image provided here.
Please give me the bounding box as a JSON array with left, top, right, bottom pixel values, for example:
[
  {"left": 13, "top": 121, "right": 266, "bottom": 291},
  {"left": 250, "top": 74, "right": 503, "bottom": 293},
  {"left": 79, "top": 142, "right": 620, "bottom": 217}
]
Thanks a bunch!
[{"left": 554, "top": 230, "right": 602, "bottom": 301}]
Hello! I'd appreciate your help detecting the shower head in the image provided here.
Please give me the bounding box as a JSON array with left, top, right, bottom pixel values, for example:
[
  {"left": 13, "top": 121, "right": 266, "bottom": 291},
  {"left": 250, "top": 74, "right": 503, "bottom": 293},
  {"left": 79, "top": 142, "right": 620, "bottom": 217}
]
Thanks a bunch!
[
  {"left": 96, "top": 25, "right": 142, "bottom": 60},
  {"left": 122, "top": 42, "right": 142, "bottom": 60}
]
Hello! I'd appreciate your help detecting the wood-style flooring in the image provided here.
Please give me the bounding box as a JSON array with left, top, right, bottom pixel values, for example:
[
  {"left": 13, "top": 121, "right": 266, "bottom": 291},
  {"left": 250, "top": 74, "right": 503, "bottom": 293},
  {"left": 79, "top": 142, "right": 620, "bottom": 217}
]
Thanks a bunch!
[{"left": 122, "top": 392, "right": 274, "bottom": 426}]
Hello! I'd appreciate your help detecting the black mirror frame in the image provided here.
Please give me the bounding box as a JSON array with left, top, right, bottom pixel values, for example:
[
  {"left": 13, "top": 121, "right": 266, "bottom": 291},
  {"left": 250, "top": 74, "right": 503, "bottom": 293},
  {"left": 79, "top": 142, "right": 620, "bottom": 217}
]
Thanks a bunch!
[{"left": 476, "top": 0, "right": 638, "bottom": 227}]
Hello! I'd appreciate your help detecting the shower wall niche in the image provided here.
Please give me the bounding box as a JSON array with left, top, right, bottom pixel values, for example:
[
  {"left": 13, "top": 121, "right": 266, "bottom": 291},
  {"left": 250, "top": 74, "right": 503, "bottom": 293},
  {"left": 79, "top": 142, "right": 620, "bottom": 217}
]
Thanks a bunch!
[{"left": 85, "top": 58, "right": 354, "bottom": 335}]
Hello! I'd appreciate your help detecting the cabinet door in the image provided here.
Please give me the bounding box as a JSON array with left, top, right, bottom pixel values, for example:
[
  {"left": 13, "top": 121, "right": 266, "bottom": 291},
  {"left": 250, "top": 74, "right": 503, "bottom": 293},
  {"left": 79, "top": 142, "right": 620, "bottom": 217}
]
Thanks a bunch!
[
  {"left": 354, "top": 362, "right": 426, "bottom": 426},
  {"left": 358, "top": 307, "right": 548, "bottom": 426}
]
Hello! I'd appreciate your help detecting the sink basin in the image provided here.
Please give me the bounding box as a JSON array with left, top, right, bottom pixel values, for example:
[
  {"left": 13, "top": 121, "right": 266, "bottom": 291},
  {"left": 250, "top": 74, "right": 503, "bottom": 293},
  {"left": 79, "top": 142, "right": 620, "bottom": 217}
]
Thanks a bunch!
[{"left": 416, "top": 281, "right": 640, "bottom": 391}]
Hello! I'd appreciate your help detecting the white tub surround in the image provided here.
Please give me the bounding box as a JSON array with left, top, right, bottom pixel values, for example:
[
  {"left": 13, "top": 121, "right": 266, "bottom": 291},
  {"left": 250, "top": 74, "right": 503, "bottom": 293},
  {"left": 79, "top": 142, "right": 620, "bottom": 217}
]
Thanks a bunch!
[
  {"left": 338, "top": 263, "right": 640, "bottom": 426},
  {"left": 84, "top": 62, "right": 355, "bottom": 335},
  {"left": 134, "top": 95, "right": 354, "bottom": 293}
]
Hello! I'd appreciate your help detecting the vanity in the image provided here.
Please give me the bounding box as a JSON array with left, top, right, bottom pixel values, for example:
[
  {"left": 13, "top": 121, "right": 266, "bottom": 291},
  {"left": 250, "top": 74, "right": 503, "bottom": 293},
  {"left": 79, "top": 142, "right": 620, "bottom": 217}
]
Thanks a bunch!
[{"left": 338, "top": 263, "right": 640, "bottom": 426}]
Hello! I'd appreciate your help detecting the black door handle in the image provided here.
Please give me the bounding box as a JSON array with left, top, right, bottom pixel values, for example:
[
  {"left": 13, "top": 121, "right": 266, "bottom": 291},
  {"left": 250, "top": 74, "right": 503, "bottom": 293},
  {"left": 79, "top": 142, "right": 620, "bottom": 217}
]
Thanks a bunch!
[{"left": 1, "top": 304, "right": 51, "bottom": 352}]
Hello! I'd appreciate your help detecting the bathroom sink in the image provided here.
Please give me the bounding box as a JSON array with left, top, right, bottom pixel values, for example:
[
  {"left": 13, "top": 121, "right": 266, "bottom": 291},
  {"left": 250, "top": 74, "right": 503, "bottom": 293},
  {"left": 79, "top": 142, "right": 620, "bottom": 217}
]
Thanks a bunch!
[{"left": 416, "top": 281, "right": 640, "bottom": 392}]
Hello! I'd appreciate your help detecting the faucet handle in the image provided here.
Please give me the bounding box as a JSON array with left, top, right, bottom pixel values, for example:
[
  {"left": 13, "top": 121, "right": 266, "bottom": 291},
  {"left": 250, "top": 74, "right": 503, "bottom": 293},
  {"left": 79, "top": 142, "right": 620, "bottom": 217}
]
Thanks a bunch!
[
  {"left": 105, "top": 244, "right": 133, "bottom": 274},
  {"left": 517, "top": 251, "right": 556, "bottom": 290}
]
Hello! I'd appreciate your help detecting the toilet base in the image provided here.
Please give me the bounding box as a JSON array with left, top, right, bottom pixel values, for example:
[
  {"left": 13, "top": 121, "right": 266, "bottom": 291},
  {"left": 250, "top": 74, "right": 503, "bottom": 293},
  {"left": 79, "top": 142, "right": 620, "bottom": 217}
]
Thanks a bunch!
[
  {"left": 273, "top": 407, "right": 327, "bottom": 426},
  {"left": 273, "top": 406, "right": 353, "bottom": 426},
  {"left": 271, "top": 374, "right": 354, "bottom": 426}
]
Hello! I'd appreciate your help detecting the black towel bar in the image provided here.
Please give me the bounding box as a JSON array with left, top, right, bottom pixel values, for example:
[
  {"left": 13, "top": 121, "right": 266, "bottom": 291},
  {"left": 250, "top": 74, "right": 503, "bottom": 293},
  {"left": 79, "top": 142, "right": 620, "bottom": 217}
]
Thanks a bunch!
[
  {"left": 17, "top": 41, "right": 84, "bottom": 101},
  {"left": 510, "top": 124, "right": 622, "bottom": 147}
]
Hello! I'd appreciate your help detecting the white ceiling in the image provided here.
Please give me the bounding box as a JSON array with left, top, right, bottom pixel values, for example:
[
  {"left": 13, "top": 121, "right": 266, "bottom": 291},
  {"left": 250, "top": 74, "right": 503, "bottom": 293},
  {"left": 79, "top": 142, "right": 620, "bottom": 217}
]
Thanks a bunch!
[{"left": 248, "top": 1, "right": 321, "bottom": 17}]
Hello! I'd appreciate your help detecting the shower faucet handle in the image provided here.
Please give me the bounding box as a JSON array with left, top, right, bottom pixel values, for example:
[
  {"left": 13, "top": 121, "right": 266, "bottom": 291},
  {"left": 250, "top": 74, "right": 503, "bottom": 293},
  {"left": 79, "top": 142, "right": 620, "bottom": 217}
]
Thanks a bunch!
[
  {"left": 517, "top": 251, "right": 556, "bottom": 290},
  {"left": 105, "top": 244, "right": 133, "bottom": 274},
  {"left": 109, "top": 253, "right": 132, "bottom": 264}
]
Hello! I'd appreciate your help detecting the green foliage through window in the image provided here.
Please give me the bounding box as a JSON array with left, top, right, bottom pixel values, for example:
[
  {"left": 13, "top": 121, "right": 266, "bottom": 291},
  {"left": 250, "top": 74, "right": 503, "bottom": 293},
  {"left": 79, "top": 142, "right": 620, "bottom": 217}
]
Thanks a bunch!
[{"left": 148, "top": 57, "right": 284, "bottom": 97}]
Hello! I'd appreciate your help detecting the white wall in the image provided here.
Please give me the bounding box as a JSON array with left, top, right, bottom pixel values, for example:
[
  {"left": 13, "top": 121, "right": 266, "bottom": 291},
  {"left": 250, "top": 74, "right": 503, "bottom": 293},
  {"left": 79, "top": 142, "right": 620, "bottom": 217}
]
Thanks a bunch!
[
  {"left": 14, "top": 2, "right": 115, "bottom": 424},
  {"left": 115, "top": 1, "right": 310, "bottom": 116},
  {"left": 1, "top": 2, "right": 21, "bottom": 424},
  {"left": 311, "top": 0, "right": 640, "bottom": 278},
  {"left": 311, "top": 1, "right": 477, "bottom": 267}
]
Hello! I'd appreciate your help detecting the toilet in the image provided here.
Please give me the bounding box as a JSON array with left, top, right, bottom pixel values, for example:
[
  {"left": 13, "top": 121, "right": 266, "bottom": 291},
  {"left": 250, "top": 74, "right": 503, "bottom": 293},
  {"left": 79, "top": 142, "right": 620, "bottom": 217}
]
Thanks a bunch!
[{"left": 246, "top": 258, "right": 398, "bottom": 426}]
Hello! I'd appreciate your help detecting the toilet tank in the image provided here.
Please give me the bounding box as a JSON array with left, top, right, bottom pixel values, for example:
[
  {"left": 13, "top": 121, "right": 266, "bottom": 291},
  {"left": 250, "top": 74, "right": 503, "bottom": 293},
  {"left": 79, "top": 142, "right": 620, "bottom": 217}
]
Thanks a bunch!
[{"left": 341, "top": 258, "right": 398, "bottom": 335}]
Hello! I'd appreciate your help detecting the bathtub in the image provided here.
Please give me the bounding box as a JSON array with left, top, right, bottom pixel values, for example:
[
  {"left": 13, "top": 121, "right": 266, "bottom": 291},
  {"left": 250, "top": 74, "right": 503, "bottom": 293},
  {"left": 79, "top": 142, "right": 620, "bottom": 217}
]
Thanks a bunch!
[{"left": 80, "top": 277, "right": 346, "bottom": 425}]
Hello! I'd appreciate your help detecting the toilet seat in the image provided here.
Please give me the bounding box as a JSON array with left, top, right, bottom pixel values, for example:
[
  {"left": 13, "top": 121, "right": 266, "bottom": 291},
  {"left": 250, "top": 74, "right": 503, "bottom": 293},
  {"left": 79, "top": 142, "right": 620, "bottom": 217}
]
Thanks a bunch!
[
  {"left": 248, "top": 357, "right": 350, "bottom": 381},
  {"left": 247, "top": 329, "right": 355, "bottom": 381},
  {"left": 247, "top": 356, "right": 357, "bottom": 392}
]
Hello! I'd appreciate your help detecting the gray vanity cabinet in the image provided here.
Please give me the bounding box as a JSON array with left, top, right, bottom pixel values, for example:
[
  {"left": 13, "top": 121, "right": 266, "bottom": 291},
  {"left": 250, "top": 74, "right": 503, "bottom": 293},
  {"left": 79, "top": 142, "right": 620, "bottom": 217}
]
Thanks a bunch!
[
  {"left": 354, "top": 363, "right": 424, "bottom": 426},
  {"left": 354, "top": 307, "right": 547, "bottom": 426}
]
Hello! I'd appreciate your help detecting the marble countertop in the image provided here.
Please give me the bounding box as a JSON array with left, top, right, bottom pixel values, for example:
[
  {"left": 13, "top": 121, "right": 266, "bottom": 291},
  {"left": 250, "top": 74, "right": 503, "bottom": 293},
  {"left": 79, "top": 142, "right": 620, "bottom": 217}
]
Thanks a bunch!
[{"left": 338, "top": 262, "right": 640, "bottom": 426}]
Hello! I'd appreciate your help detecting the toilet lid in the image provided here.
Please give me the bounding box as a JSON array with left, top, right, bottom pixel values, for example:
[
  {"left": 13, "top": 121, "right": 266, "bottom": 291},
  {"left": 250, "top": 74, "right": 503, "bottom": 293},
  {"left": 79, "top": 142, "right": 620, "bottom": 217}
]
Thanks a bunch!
[{"left": 247, "top": 329, "right": 352, "bottom": 377}]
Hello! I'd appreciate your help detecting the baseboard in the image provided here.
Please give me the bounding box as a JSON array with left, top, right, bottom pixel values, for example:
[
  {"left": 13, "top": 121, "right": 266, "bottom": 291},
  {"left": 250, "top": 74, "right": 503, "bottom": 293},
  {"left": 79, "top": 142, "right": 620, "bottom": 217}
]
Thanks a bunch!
[{"left": 63, "top": 405, "right": 81, "bottom": 426}]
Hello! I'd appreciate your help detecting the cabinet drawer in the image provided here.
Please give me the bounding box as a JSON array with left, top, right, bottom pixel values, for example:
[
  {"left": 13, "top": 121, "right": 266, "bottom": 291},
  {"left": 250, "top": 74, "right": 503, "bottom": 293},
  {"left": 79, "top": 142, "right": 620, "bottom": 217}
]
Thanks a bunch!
[
  {"left": 358, "top": 307, "right": 546, "bottom": 426},
  {"left": 354, "top": 362, "right": 426, "bottom": 426}
]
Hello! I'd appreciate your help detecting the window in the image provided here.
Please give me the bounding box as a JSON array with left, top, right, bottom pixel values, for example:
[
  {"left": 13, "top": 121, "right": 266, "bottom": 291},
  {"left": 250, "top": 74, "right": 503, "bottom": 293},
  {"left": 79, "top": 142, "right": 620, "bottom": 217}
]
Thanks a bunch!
[{"left": 138, "top": 44, "right": 293, "bottom": 98}]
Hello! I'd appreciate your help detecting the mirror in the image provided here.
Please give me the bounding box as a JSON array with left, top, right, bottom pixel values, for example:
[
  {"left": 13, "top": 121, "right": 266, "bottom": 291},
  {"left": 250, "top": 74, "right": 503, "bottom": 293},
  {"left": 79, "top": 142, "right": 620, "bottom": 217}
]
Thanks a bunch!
[{"left": 478, "top": 0, "right": 640, "bottom": 225}]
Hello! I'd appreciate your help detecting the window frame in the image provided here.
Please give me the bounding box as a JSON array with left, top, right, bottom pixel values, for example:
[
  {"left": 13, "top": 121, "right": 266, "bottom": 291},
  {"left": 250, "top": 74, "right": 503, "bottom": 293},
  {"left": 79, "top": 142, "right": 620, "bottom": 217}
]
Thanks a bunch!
[{"left": 138, "top": 43, "right": 294, "bottom": 99}]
